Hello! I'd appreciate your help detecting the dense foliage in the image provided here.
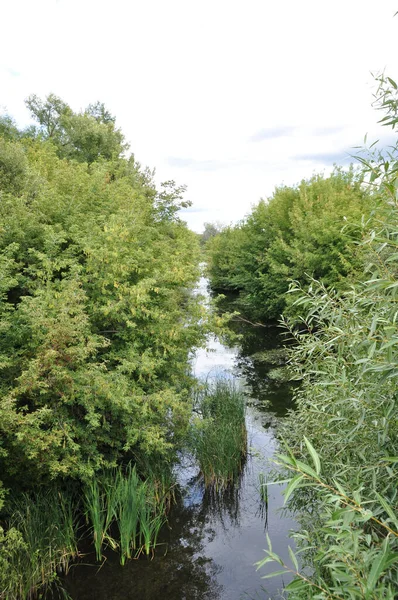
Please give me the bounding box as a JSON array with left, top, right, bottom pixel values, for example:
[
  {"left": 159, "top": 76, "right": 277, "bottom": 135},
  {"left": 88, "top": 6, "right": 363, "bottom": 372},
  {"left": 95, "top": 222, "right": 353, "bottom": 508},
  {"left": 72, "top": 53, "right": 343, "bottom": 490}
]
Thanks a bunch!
[
  {"left": 3, "top": 72, "right": 398, "bottom": 600},
  {"left": 0, "top": 95, "right": 208, "bottom": 596},
  {"left": 256, "top": 76, "right": 398, "bottom": 598},
  {"left": 206, "top": 168, "right": 374, "bottom": 321}
]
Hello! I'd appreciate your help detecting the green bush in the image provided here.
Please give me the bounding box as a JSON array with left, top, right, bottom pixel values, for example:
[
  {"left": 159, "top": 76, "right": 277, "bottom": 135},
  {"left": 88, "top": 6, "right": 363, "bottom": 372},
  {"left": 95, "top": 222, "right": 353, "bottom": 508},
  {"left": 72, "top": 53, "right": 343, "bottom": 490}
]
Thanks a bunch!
[
  {"left": 206, "top": 168, "right": 374, "bottom": 322},
  {"left": 0, "top": 98, "right": 205, "bottom": 487},
  {"left": 256, "top": 75, "right": 398, "bottom": 599}
]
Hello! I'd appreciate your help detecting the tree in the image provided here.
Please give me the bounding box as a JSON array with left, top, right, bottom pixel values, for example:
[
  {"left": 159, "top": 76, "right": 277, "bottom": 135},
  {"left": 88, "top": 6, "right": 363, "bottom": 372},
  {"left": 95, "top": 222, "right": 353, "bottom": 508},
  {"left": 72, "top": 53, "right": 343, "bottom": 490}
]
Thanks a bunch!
[
  {"left": 0, "top": 107, "right": 204, "bottom": 486},
  {"left": 207, "top": 168, "right": 374, "bottom": 321},
  {"left": 25, "top": 93, "right": 127, "bottom": 163},
  {"left": 25, "top": 93, "right": 71, "bottom": 139},
  {"left": 200, "top": 221, "right": 224, "bottom": 246},
  {"left": 256, "top": 74, "right": 398, "bottom": 599}
]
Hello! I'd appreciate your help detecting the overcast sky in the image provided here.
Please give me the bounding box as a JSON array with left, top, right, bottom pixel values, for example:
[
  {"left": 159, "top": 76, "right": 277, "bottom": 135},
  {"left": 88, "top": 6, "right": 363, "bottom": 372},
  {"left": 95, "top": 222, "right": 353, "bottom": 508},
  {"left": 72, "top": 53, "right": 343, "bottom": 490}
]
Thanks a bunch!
[{"left": 1, "top": 0, "right": 398, "bottom": 231}]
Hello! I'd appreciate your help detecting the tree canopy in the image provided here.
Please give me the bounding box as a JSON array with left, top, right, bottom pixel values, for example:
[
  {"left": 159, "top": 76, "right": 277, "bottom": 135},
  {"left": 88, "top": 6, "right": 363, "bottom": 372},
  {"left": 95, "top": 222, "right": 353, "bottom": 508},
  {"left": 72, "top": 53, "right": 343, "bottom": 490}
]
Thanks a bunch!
[
  {"left": 206, "top": 167, "right": 374, "bottom": 320},
  {"left": 25, "top": 93, "right": 128, "bottom": 163},
  {"left": 0, "top": 96, "right": 205, "bottom": 488}
]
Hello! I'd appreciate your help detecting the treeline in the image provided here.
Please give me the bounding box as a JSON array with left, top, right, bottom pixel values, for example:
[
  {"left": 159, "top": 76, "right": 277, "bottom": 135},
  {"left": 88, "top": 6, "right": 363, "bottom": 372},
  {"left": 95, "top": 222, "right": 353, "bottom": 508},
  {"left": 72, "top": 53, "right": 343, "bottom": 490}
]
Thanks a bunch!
[
  {"left": 206, "top": 167, "right": 375, "bottom": 321},
  {"left": 0, "top": 95, "right": 207, "bottom": 596}
]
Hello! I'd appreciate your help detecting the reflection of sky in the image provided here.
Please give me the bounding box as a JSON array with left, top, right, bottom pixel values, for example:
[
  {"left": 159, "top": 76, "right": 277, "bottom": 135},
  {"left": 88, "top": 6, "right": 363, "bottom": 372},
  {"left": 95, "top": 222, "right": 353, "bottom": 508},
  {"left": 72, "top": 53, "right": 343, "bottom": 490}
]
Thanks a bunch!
[
  {"left": 192, "top": 336, "right": 238, "bottom": 379},
  {"left": 192, "top": 276, "right": 240, "bottom": 379}
]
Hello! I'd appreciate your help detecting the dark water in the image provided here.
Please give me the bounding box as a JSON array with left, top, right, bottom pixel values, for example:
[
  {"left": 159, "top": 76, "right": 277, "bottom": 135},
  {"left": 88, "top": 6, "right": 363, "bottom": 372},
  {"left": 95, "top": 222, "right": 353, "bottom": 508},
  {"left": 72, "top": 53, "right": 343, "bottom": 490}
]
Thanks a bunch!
[{"left": 63, "top": 279, "right": 297, "bottom": 600}]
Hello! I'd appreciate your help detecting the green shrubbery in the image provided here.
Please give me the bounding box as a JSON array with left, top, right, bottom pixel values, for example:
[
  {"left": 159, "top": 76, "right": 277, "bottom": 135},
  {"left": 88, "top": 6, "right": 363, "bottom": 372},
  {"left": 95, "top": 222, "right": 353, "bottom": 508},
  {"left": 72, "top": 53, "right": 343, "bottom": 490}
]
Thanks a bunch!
[
  {"left": 206, "top": 167, "right": 374, "bottom": 321},
  {"left": 256, "top": 75, "right": 398, "bottom": 598},
  {"left": 0, "top": 96, "right": 207, "bottom": 597},
  {"left": 0, "top": 96, "right": 206, "bottom": 486}
]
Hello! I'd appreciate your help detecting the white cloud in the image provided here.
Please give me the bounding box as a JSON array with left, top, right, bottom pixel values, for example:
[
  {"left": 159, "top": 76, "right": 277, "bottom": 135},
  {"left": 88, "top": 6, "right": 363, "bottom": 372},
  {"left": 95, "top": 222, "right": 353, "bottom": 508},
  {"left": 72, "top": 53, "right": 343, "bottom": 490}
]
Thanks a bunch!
[{"left": 1, "top": 0, "right": 398, "bottom": 231}]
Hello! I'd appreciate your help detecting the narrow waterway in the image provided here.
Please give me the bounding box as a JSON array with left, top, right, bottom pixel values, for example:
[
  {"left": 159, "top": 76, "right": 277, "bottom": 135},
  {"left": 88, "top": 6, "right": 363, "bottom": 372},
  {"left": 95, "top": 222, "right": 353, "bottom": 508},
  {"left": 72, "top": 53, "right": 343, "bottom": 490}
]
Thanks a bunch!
[{"left": 63, "top": 279, "right": 297, "bottom": 600}]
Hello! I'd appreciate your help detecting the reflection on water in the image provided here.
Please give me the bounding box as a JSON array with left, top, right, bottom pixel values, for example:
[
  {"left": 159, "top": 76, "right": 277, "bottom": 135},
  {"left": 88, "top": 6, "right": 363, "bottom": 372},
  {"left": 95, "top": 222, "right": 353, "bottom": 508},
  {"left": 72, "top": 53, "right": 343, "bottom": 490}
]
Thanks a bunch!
[
  {"left": 213, "top": 288, "right": 297, "bottom": 419},
  {"left": 62, "top": 279, "right": 296, "bottom": 600}
]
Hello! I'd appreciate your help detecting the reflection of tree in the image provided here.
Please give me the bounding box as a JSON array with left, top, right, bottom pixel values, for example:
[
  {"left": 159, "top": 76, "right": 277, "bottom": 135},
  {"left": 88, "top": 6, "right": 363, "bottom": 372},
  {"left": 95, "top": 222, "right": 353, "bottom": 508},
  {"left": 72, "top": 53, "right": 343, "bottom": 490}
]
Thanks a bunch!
[
  {"left": 200, "top": 465, "right": 245, "bottom": 531},
  {"left": 213, "top": 292, "right": 296, "bottom": 416},
  {"left": 178, "top": 459, "right": 246, "bottom": 536}
]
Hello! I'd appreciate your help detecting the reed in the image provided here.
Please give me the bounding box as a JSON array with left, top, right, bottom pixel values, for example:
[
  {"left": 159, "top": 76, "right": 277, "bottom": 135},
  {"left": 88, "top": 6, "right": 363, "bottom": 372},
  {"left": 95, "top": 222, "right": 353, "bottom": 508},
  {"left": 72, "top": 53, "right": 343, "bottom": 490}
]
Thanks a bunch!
[
  {"left": 258, "top": 472, "right": 269, "bottom": 525},
  {"left": 190, "top": 378, "right": 247, "bottom": 488},
  {"left": 83, "top": 479, "right": 106, "bottom": 561},
  {"left": 258, "top": 472, "right": 268, "bottom": 506},
  {"left": 114, "top": 465, "right": 142, "bottom": 563},
  {"left": 138, "top": 492, "right": 166, "bottom": 557},
  {"left": 83, "top": 464, "right": 168, "bottom": 564},
  {"left": 1, "top": 489, "right": 79, "bottom": 600}
]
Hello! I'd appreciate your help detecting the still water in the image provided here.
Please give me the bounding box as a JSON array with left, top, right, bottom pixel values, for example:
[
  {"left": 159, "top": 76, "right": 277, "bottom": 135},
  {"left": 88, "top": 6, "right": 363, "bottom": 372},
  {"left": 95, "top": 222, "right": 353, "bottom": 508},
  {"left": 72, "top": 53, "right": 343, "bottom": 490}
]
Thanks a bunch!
[{"left": 63, "top": 279, "right": 297, "bottom": 600}]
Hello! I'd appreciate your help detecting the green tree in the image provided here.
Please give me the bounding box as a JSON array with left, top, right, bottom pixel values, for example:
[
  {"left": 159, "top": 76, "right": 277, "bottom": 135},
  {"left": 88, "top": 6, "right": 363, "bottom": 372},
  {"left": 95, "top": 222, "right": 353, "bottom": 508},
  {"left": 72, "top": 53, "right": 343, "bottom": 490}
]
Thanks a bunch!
[
  {"left": 25, "top": 93, "right": 127, "bottom": 163},
  {"left": 0, "top": 102, "right": 205, "bottom": 487},
  {"left": 200, "top": 221, "right": 224, "bottom": 246},
  {"left": 207, "top": 168, "right": 373, "bottom": 321}
]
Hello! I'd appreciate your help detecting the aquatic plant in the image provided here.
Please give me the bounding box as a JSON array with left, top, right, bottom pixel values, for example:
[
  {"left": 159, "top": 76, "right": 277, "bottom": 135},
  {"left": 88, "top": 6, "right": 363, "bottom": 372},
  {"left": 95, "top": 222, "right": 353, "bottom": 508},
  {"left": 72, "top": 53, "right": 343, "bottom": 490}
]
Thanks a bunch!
[
  {"left": 83, "top": 479, "right": 106, "bottom": 561},
  {"left": 250, "top": 347, "right": 289, "bottom": 365},
  {"left": 133, "top": 455, "right": 176, "bottom": 512},
  {"left": 266, "top": 366, "right": 292, "bottom": 383},
  {"left": 138, "top": 492, "right": 166, "bottom": 557},
  {"left": 0, "top": 489, "right": 79, "bottom": 600},
  {"left": 190, "top": 378, "right": 247, "bottom": 488},
  {"left": 83, "top": 465, "right": 168, "bottom": 564},
  {"left": 114, "top": 465, "right": 143, "bottom": 563}
]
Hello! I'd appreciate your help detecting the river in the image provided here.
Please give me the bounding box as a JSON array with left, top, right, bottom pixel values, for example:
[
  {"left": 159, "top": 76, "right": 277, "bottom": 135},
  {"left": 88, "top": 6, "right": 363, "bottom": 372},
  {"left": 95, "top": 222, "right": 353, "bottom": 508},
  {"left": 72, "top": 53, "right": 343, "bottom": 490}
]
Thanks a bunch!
[{"left": 62, "top": 278, "right": 297, "bottom": 600}]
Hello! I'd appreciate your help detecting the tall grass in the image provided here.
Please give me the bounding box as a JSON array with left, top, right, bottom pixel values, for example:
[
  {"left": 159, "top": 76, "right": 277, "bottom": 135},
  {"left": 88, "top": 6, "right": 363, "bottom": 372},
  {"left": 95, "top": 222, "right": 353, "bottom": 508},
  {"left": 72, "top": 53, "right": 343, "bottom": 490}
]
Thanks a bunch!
[
  {"left": 258, "top": 472, "right": 268, "bottom": 506},
  {"left": 0, "top": 489, "right": 79, "bottom": 600},
  {"left": 83, "top": 465, "right": 168, "bottom": 564},
  {"left": 190, "top": 378, "right": 247, "bottom": 488},
  {"left": 114, "top": 466, "right": 141, "bottom": 562},
  {"left": 83, "top": 478, "right": 117, "bottom": 562},
  {"left": 137, "top": 493, "right": 166, "bottom": 557}
]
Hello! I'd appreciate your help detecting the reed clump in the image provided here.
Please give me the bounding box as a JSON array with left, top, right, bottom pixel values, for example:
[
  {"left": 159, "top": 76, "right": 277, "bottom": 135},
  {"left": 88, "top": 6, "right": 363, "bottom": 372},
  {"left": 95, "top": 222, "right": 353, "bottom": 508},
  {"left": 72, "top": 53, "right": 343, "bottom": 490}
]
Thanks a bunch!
[
  {"left": 0, "top": 489, "right": 79, "bottom": 600},
  {"left": 190, "top": 378, "right": 247, "bottom": 488},
  {"left": 83, "top": 464, "right": 167, "bottom": 564},
  {"left": 0, "top": 465, "right": 169, "bottom": 600}
]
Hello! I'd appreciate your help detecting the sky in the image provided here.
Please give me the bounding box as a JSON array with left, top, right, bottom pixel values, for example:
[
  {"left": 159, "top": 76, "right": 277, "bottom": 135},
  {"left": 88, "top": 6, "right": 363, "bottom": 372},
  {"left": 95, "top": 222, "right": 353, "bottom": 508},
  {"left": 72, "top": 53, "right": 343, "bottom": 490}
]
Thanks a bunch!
[{"left": 1, "top": 0, "right": 398, "bottom": 232}]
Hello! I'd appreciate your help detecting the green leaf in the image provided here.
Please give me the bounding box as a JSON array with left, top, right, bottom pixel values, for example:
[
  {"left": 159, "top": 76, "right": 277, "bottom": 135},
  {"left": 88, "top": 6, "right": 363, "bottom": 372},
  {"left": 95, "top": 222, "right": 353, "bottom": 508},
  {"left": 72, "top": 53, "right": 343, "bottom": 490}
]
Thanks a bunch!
[
  {"left": 285, "top": 578, "right": 306, "bottom": 591},
  {"left": 295, "top": 460, "right": 319, "bottom": 480},
  {"left": 288, "top": 545, "right": 299, "bottom": 571},
  {"left": 303, "top": 436, "right": 321, "bottom": 475},
  {"left": 261, "top": 569, "right": 288, "bottom": 579},
  {"left": 374, "top": 492, "right": 398, "bottom": 528},
  {"left": 284, "top": 475, "right": 305, "bottom": 503},
  {"left": 366, "top": 543, "right": 388, "bottom": 593}
]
